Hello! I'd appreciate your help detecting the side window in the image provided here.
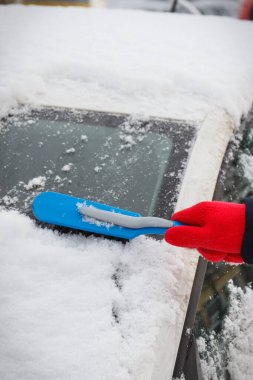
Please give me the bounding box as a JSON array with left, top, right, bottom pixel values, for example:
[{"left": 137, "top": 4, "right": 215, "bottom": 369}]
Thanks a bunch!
[
  {"left": 193, "top": 108, "right": 253, "bottom": 378},
  {"left": 215, "top": 109, "right": 253, "bottom": 203}
]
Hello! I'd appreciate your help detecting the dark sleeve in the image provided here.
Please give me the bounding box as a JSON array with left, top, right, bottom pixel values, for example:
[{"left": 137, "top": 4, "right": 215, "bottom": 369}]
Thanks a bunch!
[{"left": 241, "top": 198, "right": 253, "bottom": 264}]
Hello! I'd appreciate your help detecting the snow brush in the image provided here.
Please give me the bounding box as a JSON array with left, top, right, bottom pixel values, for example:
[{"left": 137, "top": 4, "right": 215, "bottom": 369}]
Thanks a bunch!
[{"left": 32, "top": 191, "right": 183, "bottom": 240}]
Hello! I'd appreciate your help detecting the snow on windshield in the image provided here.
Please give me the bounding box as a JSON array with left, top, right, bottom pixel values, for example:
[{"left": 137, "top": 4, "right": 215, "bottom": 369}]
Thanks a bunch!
[
  {"left": 0, "top": 106, "right": 194, "bottom": 378},
  {"left": 0, "top": 6, "right": 253, "bottom": 124},
  {"left": 0, "top": 209, "right": 185, "bottom": 380}
]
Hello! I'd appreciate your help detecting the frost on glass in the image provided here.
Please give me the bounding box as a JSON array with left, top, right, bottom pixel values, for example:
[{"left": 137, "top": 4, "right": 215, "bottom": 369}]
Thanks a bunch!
[
  {"left": 197, "top": 281, "right": 253, "bottom": 380},
  {"left": 0, "top": 106, "right": 195, "bottom": 219},
  {"left": 214, "top": 108, "right": 253, "bottom": 203}
]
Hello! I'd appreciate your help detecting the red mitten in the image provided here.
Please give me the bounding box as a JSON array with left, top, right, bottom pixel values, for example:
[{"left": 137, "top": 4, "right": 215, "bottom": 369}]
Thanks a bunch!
[{"left": 165, "top": 201, "right": 245, "bottom": 263}]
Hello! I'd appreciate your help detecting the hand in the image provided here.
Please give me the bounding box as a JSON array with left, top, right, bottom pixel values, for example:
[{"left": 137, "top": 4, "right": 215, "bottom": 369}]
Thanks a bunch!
[{"left": 165, "top": 201, "right": 245, "bottom": 263}]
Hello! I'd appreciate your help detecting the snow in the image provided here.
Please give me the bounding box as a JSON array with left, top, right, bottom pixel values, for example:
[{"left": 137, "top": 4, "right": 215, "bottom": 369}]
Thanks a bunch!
[
  {"left": 77, "top": 202, "right": 114, "bottom": 228},
  {"left": 240, "top": 152, "right": 253, "bottom": 182},
  {"left": 120, "top": 134, "right": 136, "bottom": 149},
  {"left": 81, "top": 134, "right": 88, "bottom": 142},
  {"left": 0, "top": 208, "right": 185, "bottom": 380},
  {"left": 198, "top": 281, "right": 253, "bottom": 380},
  {"left": 94, "top": 165, "right": 103, "bottom": 173},
  {"left": 225, "top": 283, "right": 253, "bottom": 380},
  {"left": 65, "top": 147, "right": 75, "bottom": 154},
  {"left": 1, "top": 195, "right": 18, "bottom": 206},
  {"left": 0, "top": 6, "right": 253, "bottom": 125},
  {"left": 61, "top": 163, "right": 73, "bottom": 172},
  {"left": 173, "top": 375, "right": 185, "bottom": 380},
  {"left": 24, "top": 176, "right": 47, "bottom": 190}
]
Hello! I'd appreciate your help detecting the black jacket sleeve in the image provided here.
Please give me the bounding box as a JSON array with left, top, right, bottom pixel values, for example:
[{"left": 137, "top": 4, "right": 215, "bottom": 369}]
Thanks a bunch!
[{"left": 241, "top": 198, "right": 253, "bottom": 264}]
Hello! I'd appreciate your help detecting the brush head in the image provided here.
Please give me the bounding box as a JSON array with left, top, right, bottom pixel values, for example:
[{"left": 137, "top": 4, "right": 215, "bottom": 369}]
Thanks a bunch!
[{"left": 32, "top": 192, "right": 167, "bottom": 240}]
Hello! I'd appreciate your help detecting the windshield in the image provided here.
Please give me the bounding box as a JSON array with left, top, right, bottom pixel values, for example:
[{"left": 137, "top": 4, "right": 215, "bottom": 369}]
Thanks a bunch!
[{"left": 0, "top": 106, "right": 195, "bottom": 220}]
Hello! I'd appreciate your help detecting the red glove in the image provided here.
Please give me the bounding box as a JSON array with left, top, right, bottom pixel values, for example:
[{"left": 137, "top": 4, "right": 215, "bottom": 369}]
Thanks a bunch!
[{"left": 165, "top": 201, "right": 245, "bottom": 263}]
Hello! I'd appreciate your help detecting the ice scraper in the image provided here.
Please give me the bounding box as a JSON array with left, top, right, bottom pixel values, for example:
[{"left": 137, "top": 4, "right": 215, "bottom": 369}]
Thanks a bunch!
[{"left": 32, "top": 191, "right": 182, "bottom": 240}]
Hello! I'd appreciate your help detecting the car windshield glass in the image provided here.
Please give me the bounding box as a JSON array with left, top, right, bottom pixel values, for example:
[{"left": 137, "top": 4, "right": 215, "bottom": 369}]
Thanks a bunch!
[{"left": 0, "top": 106, "right": 195, "bottom": 219}]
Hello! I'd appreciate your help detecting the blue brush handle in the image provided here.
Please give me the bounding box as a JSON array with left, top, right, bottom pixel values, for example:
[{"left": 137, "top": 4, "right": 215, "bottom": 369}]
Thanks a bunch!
[
  {"left": 172, "top": 221, "right": 184, "bottom": 227},
  {"left": 32, "top": 192, "right": 184, "bottom": 240}
]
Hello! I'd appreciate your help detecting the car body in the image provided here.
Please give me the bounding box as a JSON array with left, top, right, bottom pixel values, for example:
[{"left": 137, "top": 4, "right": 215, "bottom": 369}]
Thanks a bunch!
[
  {"left": 107, "top": 0, "right": 240, "bottom": 17},
  {"left": 0, "top": 0, "right": 242, "bottom": 16},
  {"left": 239, "top": 0, "right": 253, "bottom": 19},
  {"left": 0, "top": 5, "right": 253, "bottom": 380},
  {"left": 0, "top": 0, "right": 90, "bottom": 6}
]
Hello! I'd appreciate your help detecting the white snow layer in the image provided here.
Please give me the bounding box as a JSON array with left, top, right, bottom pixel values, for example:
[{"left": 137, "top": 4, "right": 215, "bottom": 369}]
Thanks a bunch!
[
  {"left": 198, "top": 282, "right": 253, "bottom": 380},
  {"left": 0, "top": 6, "right": 253, "bottom": 124},
  {"left": 24, "top": 176, "right": 47, "bottom": 190},
  {"left": 0, "top": 209, "right": 185, "bottom": 380},
  {"left": 225, "top": 284, "right": 253, "bottom": 380}
]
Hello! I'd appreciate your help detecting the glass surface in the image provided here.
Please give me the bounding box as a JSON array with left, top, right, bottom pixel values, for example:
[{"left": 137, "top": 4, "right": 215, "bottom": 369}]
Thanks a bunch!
[
  {"left": 193, "top": 109, "right": 253, "bottom": 378},
  {"left": 0, "top": 107, "right": 195, "bottom": 219}
]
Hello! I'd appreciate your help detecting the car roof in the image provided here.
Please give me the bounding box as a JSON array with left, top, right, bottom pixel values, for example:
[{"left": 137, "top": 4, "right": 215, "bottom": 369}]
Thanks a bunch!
[{"left": 0, "top": 6, "right": 253, "bottom": 125}]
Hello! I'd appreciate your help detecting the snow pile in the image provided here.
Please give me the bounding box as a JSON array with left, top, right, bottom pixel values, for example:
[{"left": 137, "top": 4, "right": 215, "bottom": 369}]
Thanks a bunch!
[
  {"left": 198, "top": 281, "right": 253, "bottom": 380},
  {"left": 198, "top": 332, "right": 225, "bottom": 380},
  {"left": 1, "top": 195, "right": 18, "bottom": 206},
  {"left": 61, "top": 163, "right": 73, "bottom": 172},
  {"left": 0, "top": 6, "right": 253, "bottom": 124},
  {"left": 65, "top": 147, "right": 75, "bottom": 154},
  {"left": 0, "top": 209, "right": 185, "bottom": 380},
  {"left": 81, "top": 134, "right": 88, "bottom": 142},
  {"left": 225, "top": 283, "right": 253, "bottom": 379},
  {"left": 240, "top": 152, "right": 253, "bottom": 182},
  {"left": 24, "top": 176, "right": 47, "bottom": 190}
]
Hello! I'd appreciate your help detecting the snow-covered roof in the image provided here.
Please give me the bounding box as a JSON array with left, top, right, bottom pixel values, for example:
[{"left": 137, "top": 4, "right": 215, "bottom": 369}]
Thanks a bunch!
[{"left": 0, "top": 6, "right": 253, "bottom": 124}]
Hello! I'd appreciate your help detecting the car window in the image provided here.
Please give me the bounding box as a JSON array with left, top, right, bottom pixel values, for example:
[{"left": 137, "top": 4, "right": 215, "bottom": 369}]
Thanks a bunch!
[
  {"left": 0, "top": 106, "right": 196, "bottom": 221},
  {"left": 193, "top": 108, "right": 253, "bottom": 378}
]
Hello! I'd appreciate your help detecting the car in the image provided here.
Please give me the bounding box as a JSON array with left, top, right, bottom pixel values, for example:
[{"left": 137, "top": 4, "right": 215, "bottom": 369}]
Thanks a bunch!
[
  {"left": 239, "top": 0, "right": 253, "bottom": 20},
  {"left": 107, "top": 0, "right": 240, "bottom": 17},
  {"left": 0, "top": 0, "right": 90, "bottom": 6},
  {"left": 0, "top": 4, "right": 253, "bottom": 380}
]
